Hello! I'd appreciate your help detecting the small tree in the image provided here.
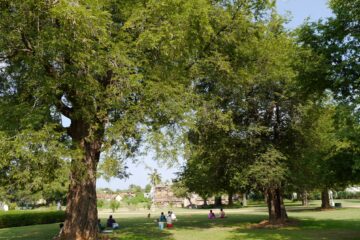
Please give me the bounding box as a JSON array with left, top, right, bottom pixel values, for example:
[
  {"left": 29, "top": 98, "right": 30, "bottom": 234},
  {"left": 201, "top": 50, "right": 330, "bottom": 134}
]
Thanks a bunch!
[{"left": 110, "top": 200, "right": 120, "bottom": 213}]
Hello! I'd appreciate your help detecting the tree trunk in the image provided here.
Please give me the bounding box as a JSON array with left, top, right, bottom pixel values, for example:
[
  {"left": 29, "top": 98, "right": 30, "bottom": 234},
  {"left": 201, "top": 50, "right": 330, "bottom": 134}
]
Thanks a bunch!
[
  {"left": 203, "top": 198, "right": 208, "bottom": 206},
  {"left": 301, "top": 190, "right": 309, "bottom": 206},
  {"left": 215, "top": 196, "right": 222, "bottom": 206},
  {"left": 266, "top": 187, "right": 288, "bottom": 224},
  {"left": 186, "top": 196, "right": 193, "bottom": 206},
  {"left": 321, "top": 189, "right": 331, "bottom": 209},
  {"left": 228, "top": 192, "right": 233, "bottom": 206},
  {"left": 242, "top": 193, "right": 247, "bottom": 207},
  {"left": 60, "top": 121, "right": 103, "bottom": 240}
]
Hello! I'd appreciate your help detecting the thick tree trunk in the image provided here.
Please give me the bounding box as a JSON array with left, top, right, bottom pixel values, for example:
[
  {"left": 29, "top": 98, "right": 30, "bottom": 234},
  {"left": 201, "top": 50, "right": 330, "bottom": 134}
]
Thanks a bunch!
[
  {"left": 301, "top": 190, "right": 309, "bottom": 206},
  {"left": 60, "top": 121, "right": 103, "bottom": 240},
  {"left": 321, "top": 189, "right": 331, "bottom": 209},
  {"left": 266, "top": 187, "right": 288, "bottom": 224},
  {"left": 228, "top": 192, "right": 233, "bottom": 206},
  {"left": 242, "top": 193, "right": 247, "bottom": 207}
]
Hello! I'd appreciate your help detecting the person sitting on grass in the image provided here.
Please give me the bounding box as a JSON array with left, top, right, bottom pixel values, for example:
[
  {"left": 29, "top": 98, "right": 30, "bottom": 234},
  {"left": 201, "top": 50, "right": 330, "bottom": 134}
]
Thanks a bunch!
[
  {"left": 107, "top": 215, "right": 119, "bottom": 229},
  {"left": 219, "top": 208, "right": 226, "bottom": 218},
  {"left": 52, "top": 223, "right": 64, "bottom": 240},
  {"left": 208, "top": 210, "right": 216, "bottom": 219},
  {"left": 98, "top": 219, "right": 105, "bottom": 232}
]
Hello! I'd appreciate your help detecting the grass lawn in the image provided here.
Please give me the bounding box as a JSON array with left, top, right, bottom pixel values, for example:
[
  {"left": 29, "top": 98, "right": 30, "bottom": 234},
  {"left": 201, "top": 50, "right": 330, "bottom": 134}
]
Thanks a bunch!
[{"left": 1, "top": 200, "right": 360, "bottom": 240}]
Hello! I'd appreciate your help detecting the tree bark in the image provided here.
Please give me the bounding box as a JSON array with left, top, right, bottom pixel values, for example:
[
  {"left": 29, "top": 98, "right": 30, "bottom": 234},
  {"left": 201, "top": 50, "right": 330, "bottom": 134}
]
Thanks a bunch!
[
  {"left": 60, "top": 120, "right": 103, "bottom": 240},
  {"left": 228, "top": 192, "right": 233, "bottom": 206},
  {"left": 301, "top": 190, "right": 309, "bottom": 206},
  {"left": 215, "top": 196, "right": 222, "bottom": 206},
  {"left": 266, "top": 187, "right": 288, "bottom": 224},
  {"left": 203, "top": 198, "right": 208, "bottom": 206},
  {"left": 321, "top": 189, "right": 331, "bottom": 209},
  {"left": 242, "top": 193, "right": 247, "bottom": 207},
  {"left": 186, "top": 196, "right": 193, "bottom": 206}
]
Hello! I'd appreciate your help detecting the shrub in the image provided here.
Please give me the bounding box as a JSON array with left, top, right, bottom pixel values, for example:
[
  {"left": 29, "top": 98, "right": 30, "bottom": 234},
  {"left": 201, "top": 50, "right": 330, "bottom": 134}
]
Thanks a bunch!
[{"left": 0, "top": 211, "right": 65, "bottom": 228}]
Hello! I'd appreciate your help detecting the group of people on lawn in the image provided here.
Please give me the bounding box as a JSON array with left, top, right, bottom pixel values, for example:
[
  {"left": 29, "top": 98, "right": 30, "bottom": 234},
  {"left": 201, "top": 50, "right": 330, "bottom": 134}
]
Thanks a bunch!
[
  {"left": 157, "top": 208, "right": 225, "bottom": 230},
  {"left": 98, "top": 215, "right": 119, "bottom": 232},
  {"left": 208, "top": 208, "right": 226, "bottom": 219},
  {"left": 55, "top": 208, "right": 225, "bottom": 238},
  {"left": 158, "top": 211, "right": 177, "bottom": 230}
]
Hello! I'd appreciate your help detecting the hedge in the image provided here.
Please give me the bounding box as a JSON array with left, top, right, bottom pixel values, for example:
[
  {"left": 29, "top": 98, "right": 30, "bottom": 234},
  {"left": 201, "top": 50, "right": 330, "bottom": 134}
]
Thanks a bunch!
[{"left": 0, "top": 211, "right": 65, "bottom": 228}]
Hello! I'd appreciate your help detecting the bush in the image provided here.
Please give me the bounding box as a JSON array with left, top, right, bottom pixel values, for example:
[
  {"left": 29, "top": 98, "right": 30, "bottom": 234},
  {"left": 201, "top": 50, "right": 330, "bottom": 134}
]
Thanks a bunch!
[{"left": 0, "top": 211, "right": 65, "bottom": 228}]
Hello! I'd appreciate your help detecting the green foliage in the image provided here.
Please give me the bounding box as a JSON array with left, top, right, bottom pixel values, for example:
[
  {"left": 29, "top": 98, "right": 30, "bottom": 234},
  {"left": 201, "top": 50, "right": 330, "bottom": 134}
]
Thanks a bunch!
[
  {"left": 148, "top": 170, "right": 162, "bottom": 187},
  {"left": 0, "top": 127, "right": 70, "bottom": 204},
  {"left": 297, "top": 0, "right": 360, "bottom": 169},
  {"left": 145, "top": 184, "right": 152, "bottom": 193},
  {"left": 8, "top": 203, "right": 17, "bottom": 211},
  {"left": 97, "top": 199, "right": 105, "bottom": 209},
  {"left": 171, "top": 180, "right": 191, "bottom": 199},
  {"left": 128, "top": 184, "right": 143, "bottom": 194},
  {"left": 248, "top": 147, "right": 287, "bottom": 190},
  {"left": 123, "top": 192, "right": 151, "bottom": 209},
  {"left": 109, "top": 200, "right": 120, "bottom": 213},
  {"left": 335, "top": 191, "right": 360, "bottom": 199},
  {"left": 0, "top": 211, "right": 65, "bottom": 228}
]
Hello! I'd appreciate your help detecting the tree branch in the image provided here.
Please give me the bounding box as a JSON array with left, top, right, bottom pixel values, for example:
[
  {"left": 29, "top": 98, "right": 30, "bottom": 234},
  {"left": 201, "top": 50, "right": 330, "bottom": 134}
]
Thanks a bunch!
[
  {"left": 55, "top": 99, "right": 73, "bottom": 119},
  {"left": 186, "top": 1, "right": 244, "bottom": 70},
  {"left": 21, "top": 32, "right": 33, "bottom": 53}
]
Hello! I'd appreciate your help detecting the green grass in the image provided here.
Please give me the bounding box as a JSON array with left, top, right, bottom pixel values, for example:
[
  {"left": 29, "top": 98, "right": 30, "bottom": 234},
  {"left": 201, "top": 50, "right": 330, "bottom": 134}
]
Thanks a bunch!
[{"left": 1, "top": 200, "right": 360, "bottom": 240}]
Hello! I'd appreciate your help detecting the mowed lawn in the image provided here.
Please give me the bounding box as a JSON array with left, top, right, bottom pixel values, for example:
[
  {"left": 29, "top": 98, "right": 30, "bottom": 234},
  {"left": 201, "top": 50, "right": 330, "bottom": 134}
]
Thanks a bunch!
[{"left": 1, "top": 200, "right": 360, "bottom": 240}]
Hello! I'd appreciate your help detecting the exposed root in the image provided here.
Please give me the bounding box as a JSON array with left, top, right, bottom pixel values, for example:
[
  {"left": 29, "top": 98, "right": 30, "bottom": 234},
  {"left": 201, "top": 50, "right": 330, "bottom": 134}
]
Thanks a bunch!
[{"left": 249, "top": 219, "right": 299, "bottom": 229}]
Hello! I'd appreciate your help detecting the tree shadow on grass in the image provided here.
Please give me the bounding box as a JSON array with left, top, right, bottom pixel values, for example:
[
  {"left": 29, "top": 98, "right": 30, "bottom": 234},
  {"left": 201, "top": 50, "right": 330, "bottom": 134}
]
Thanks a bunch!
[
  {"left": 111, "top": 214, "right": 267, "bottom": 239},
  {"left": 0, "top": 223, "right": 59, "bottom": 240},
  {"left": 111, "top": 218, "right": 173, "bottom": 240},
  {"left": 227, "top": 219, "right": 360, "bottom": 240},
  {"left": 112, "top": 213, "right": 360, "bottom": 240}
]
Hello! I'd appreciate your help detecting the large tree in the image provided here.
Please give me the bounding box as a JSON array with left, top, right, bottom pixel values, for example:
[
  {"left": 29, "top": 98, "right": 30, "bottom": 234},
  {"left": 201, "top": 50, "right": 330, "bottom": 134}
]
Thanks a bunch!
[
  {"left": 0, "top": 0, "right": 204, "bottom": 238},
  {"left": 297, "top": 0, "right": 360, "bottom": 207},
  {"left": 181, "top": 3, "right": 310, "bottom": 223}
]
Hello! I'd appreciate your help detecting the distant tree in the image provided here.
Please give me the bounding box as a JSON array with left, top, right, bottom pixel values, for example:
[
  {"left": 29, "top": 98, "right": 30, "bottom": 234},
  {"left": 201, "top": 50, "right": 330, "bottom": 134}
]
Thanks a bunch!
[
  {"left": 128, "top": 184, "right": 142, "bottom": 194},
  {"left": 110, "top": 199, "right": 120, "bottom": 213},
  {"left": 171, "top": 180, "right": 193, "bottom": 206},
  {"left": 145, "top": 184, "right": 152, "bottom": 193},
  {"left": 148, "top": 170, "right": 162, "bottom": 187}
]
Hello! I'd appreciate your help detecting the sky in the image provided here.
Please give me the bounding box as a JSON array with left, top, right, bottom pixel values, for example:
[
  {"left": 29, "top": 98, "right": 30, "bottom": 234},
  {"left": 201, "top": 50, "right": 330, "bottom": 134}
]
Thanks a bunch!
[{"left": 96, "top": 0, "right": 334, "bottom": 191}]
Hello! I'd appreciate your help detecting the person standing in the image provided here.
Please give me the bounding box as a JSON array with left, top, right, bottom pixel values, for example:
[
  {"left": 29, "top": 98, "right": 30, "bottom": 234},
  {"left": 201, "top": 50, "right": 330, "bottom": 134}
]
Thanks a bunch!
[
  {"left": 158, "top": 212, "right": 166, "bottom": 230},
  {"left": 166, "top": 211, "right": 173, "bottom": 228}
]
